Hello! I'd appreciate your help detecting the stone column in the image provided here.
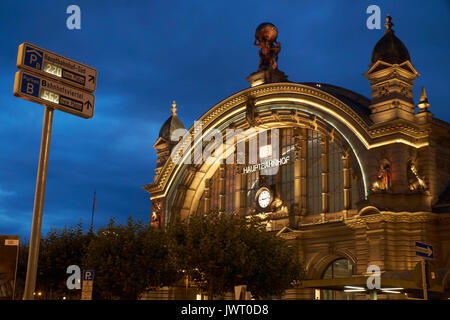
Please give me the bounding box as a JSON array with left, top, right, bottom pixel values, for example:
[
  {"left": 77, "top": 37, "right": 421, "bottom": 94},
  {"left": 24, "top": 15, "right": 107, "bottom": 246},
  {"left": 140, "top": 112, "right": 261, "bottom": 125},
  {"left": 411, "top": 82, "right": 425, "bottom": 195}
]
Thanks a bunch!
[
  {"left": 294, "top": 128, "right": 301, "bottom": 209},
  {"left": 299, "top": 128, "right": 308, "bottom": 215},
  {"left": 203, "top": 178, "right": 211, "bottom": 215},
  {"left": 321, "top": 134, "right": 329, "bottom": 216},
  {"left": 342, "top": 150, "right": 351, "bottom": 211},
  {"left": 234, "top": 165, "right": 242, "bottom": 215}
]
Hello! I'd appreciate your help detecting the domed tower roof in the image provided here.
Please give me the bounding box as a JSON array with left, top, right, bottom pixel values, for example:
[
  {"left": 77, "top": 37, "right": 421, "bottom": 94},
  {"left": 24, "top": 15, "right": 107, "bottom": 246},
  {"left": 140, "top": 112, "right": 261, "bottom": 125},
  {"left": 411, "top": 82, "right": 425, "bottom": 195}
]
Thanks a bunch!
[
  {"left": 158, "top": 101, "right": 185, "bottom": 141},
  {"left": 371, "top": 14, "right": 410, "bottom": 65}
]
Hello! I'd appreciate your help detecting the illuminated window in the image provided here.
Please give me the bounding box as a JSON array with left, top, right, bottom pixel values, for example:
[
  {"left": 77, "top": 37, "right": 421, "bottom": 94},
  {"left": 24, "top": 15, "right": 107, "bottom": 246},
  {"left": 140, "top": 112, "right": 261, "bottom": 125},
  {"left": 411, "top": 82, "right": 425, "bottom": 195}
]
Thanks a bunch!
[
  {"left": 209, "top": 165, "right": 235, "bottom": 214},
  {"left": 225, "top": 164, "right": 235, "bottom": 214},
  {"left": 210, "top": 169, "right": 221, "bottom": 211},
  {"left": 247, "top": 170, "right": 259, "bottom": 210},
  {"left": 328, "top": 141, "right": 344, "bottom": 212},
  {"left": 280, "top": 128, "right": 294, "bottom": 207},
  {"left": 204, "top": 128, "right": 361, "bottom": 217},
  {"left": 321, "top": 258, "right": 355, "bottom": 300},
  {"left": 307, "top": 130, "right": 322, "bottom": 214}
]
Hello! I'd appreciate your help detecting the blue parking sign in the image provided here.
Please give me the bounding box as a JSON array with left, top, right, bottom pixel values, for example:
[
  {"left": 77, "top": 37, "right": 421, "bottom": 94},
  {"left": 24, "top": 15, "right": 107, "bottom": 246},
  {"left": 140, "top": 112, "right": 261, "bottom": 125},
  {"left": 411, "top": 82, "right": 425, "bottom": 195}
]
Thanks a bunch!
[
  {"left": 83, "top": 270, "right": 94, "bottom": 281},
  {"left": 20, "top": 73, "right": 40, "bottom": 98},
  {"left": 24, "top": 46, "right": 43, "bottom": 71}
]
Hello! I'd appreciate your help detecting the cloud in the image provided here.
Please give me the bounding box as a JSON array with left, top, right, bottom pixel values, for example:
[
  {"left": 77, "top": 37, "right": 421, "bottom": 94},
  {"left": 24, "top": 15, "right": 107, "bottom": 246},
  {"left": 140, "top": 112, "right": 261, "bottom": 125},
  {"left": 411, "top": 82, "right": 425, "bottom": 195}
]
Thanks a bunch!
[
  {"left": 0, "top": 189, "right": 15, "bottom": 197},
  {"left": 0, "top": 0, "right": 448, "bottom": 240}
]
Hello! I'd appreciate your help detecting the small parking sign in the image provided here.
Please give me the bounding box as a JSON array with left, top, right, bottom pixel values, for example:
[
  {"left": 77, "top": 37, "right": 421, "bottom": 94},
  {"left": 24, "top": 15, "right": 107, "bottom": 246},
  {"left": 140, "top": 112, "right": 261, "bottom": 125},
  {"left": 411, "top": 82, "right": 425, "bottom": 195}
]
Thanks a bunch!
[{"left": 83, "top": 270, "right": 94, "bottom": 281}]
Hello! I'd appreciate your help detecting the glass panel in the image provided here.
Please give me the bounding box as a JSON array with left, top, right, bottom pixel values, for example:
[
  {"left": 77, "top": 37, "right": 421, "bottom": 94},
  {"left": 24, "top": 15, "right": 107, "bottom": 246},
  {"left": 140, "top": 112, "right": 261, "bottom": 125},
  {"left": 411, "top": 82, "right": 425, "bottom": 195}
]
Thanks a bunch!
[
  {"left": 225, "top": 163, "right": 235, "bottom": 214},
  {"left": 320, "top": 258, "right": 355, "bottom": 300},
  {"left": 280, "top": 128, "right": 294, "bottom": 207},
  {"left": 210, "top": 169, "right": 220, "bottom": 212},
  {"left": 328, "top": 141, "right": 344, "bottom": 213},
  {"left": 247, "top": 171, "right": 259, "bottom": 212}
]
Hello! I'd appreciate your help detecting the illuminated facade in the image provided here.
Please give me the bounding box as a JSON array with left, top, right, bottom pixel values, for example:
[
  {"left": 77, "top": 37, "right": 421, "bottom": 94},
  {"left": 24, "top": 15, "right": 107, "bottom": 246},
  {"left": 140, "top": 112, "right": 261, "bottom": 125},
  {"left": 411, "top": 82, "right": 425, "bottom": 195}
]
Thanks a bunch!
[{"left": 144, "top": 18, "right": 450, "bottom": 299}]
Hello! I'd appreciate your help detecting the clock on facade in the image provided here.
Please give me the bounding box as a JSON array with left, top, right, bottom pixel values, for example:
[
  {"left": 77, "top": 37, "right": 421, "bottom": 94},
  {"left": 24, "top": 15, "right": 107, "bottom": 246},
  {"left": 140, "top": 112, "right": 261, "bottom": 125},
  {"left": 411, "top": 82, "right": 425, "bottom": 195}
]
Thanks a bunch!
[{"left": 256, "top": 187, "right": 272, "bottom": 210}]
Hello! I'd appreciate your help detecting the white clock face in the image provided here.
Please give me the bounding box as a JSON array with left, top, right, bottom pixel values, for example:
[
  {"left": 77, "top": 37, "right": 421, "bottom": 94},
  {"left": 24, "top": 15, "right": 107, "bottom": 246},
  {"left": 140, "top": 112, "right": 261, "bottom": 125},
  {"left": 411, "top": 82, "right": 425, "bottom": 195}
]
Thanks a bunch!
[{"left": 258, "top": 190, "right": 271, "bottom": 208}]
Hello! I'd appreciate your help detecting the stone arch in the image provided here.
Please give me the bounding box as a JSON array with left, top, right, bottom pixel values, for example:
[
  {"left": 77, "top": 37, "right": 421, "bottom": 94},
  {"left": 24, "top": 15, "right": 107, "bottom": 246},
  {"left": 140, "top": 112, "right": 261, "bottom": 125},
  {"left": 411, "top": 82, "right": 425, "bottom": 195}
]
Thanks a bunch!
[
  {"left": 358, "top": 205, "right": 381, "bottom": 216},
  {"left": 160, "top": 83, "right": 372, "bottom": 224},
  {"left": 169, "top": 118, "right": 365, "bottom": 222},
  {"left": 305, "top": 249, "right": 357, "bottom": 280}
]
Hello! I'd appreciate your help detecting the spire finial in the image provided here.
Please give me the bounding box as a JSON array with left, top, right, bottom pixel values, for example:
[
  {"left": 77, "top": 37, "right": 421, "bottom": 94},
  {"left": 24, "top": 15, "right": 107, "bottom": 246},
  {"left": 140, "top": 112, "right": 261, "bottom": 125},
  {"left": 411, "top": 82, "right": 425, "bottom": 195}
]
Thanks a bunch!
[
  {"left": 418, "top": 87, "right": 430, "bottom": 110},
  {"left": 171, "top": 100, "right": 177, "bottom": 116},
  {"left": 385, "top": 14, "right": 394, "bottom": 34}
]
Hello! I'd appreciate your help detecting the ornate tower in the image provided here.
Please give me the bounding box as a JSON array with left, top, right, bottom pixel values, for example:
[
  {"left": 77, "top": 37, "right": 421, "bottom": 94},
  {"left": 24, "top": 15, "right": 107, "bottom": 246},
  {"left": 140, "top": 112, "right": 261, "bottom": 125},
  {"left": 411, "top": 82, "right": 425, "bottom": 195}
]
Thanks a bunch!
[
  {"left": 153, "top": 101, "right": 185, "bottom": 179},
  {"left": 364, "top": 15, "right": 420, "bottom": 123}
]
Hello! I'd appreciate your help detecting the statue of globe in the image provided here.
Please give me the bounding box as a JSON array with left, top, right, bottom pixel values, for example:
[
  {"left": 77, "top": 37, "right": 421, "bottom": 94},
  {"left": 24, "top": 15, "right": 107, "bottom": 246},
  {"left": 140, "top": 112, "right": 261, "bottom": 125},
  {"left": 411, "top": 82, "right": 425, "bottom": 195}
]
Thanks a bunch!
[{"left": 255, "top": 22, "right": 278, "bottom": 43}]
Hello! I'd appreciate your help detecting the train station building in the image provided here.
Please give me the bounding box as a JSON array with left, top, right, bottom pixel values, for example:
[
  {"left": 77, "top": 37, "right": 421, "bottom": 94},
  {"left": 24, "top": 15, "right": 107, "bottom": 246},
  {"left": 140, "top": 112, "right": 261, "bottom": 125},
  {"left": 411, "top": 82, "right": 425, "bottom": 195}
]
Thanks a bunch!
[{"left": 143, "top": 17, "right": 450, "bottom": 299}]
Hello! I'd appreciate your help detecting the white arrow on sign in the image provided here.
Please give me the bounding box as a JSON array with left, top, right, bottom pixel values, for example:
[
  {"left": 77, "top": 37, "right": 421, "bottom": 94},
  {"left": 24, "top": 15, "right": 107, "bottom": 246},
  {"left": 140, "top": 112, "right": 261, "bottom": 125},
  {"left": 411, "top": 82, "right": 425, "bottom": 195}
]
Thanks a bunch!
[{"left": 416, "top": 246, "right": 433, "bottom": 257}]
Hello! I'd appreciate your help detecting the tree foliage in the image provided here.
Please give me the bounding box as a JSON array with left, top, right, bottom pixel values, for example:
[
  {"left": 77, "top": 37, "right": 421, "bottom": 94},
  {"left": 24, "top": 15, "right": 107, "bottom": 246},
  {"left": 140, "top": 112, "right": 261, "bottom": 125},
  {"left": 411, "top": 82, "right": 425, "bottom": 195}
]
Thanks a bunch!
[
  {"left": 168, "top": 212, "right": 304, "bottom": 299},
  {"left": 16, "top": 214, "right": 303, "bottom": 300},
  {"left": 16, "top": 222, "right": 92, "bottom": 299},
  {"left": 82, "top": 216, "right": 178, "bottom": 300}
]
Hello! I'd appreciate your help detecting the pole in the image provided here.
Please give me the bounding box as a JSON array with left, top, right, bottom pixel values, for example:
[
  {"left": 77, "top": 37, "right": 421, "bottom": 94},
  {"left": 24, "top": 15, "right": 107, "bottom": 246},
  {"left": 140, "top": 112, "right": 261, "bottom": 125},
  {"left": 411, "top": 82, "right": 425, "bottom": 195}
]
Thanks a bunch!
[
  {"left": 421, "top": 258, "right": 428, "bottom": 300},
  {"left": 23, "top": 106, "right": 54, "bottom": 300},
  {"left": 12, "top": 239, "right": 20, "bottom": 300},
  {"left": 90, "top": 189, "right": 96, "bottom": 232}
]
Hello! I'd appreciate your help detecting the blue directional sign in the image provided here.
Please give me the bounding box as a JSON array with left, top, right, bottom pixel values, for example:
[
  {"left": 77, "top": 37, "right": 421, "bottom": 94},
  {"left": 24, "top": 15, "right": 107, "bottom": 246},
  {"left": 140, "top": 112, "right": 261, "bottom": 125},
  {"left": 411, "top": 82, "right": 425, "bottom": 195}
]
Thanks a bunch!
[
  {"left": 13, "top": 70, "right": 95, "bottom": 119},
  {"left": 415, "top": 242, "right": 434, "bottom": 259},
  {"left": 17, "top": 42, "right": 97, "bottom": 92},
  {"left": 83, "top": 270, "right": 94, "bottom": 281}
]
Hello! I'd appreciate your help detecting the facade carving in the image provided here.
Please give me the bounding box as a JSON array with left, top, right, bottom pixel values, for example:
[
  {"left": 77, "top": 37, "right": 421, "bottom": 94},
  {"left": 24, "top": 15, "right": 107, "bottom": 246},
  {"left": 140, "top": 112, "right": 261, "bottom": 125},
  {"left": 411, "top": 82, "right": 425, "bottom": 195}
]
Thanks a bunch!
[{"left": 407, "top": 158, "right": 427, "bottom": 192}]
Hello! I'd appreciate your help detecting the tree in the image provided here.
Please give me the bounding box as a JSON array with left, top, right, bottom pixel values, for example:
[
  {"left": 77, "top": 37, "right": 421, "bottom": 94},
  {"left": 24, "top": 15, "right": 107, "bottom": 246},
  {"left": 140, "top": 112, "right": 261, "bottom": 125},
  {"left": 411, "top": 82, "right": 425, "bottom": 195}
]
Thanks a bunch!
[
  {"left": 83, "top": 216, "right": 178, "bottom": 300},
  {"left": 15, "top": 222, "right": 93, "bottom": 300},
  {"left": 239, "top": 223, "right": 304, "bottom": 298},
  {"left": 38, "top": 222, "right": 93, "bottom": 299},
  {"left": 168, "top": 212, "right": 304, "bottom": 299}
]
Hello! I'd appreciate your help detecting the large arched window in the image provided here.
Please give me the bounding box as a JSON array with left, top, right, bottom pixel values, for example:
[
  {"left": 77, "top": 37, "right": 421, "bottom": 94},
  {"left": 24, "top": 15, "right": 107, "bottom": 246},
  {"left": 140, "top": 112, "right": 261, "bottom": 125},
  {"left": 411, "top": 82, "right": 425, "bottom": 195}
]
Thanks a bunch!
[
  {"left": 196, "top": 127, "right": 363, "bottom": 222},
  {"left": 321, "top": 258, "right": 355, "bottom": 300}
]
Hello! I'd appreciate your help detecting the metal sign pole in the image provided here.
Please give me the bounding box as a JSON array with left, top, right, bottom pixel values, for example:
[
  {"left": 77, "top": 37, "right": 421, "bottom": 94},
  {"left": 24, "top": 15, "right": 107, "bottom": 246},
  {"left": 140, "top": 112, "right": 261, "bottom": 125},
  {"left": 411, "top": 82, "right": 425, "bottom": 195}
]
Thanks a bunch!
[
  {"left": 23, "top": 106, "right": 54, "bottom": 300},
  {"left": 421, "top": 258, "right": 428, "bottom": 300}
]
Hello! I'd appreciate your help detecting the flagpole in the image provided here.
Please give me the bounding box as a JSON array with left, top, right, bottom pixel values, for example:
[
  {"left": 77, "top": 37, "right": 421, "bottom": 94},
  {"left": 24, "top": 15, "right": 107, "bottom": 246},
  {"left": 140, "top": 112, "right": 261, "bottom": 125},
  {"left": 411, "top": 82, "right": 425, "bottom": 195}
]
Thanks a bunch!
[{"left": 90, "top": 189, "right": 96, "bottom": 232}]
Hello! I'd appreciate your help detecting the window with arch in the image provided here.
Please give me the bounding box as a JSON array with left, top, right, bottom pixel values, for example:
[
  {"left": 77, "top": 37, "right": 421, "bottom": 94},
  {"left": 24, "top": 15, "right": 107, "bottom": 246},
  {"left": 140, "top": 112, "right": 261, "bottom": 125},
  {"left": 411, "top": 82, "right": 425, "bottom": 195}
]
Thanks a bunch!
[
  {"left": 196, "top": 127, "right": 362, "bottom": 219},
  {"left": 320, "top": 258, "right": 355, "bottom": 300}
]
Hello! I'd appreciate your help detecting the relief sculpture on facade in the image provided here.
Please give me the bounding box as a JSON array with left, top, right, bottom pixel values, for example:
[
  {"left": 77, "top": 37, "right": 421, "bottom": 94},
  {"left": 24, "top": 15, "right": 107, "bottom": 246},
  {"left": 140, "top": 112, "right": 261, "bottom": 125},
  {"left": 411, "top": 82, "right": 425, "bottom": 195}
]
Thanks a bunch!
[{"left": 407, "top": 159, "right": 427, "bottom": 192}]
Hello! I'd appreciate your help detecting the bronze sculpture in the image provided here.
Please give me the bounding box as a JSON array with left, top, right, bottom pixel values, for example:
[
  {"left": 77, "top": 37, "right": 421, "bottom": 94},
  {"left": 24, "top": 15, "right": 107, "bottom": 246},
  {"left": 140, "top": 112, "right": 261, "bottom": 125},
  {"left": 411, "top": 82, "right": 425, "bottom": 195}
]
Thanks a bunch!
[{"left": 254, "top": 23, "right": 281, "bottom": 71}]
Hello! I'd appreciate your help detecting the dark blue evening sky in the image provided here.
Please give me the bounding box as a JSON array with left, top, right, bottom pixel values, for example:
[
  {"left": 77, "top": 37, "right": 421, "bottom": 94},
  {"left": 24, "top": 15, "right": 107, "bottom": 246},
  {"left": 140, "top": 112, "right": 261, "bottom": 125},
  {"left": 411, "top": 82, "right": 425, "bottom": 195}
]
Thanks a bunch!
[{"left": 0, "top": 0, "right": 449, "bottom": 240}]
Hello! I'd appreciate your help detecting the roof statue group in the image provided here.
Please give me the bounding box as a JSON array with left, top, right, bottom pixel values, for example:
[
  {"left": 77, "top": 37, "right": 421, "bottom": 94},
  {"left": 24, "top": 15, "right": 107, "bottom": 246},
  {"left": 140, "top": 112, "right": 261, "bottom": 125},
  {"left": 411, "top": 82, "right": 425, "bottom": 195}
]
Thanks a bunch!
[{"left": 254, "top": 22, "right": 281, "bottom": 72}]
